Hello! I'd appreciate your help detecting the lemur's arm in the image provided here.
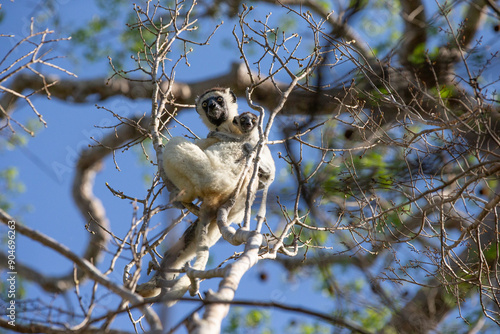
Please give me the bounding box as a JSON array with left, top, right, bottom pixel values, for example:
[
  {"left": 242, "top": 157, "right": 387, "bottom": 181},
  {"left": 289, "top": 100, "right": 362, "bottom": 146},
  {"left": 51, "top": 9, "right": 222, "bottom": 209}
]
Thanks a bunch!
[
  {"left": 208, "top": 131, "right": 257, "bottom": 156},
  {"left": 207, "top": 130, "right": 245, "bottom": 142}
]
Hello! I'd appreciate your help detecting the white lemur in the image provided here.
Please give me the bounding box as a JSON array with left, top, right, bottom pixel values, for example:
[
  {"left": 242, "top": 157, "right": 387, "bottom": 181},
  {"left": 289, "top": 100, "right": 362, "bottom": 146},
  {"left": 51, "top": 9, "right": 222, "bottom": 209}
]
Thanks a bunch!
[{"left": 136, "top": 88, "right": 275, "bottom": 298}]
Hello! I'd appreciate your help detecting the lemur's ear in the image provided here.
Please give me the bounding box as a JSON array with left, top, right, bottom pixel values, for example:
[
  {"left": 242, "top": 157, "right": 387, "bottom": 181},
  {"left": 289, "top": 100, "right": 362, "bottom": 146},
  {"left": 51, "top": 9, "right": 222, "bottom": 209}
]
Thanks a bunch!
[
  {"left": 232, "top": 116, "right": 238, "bottom": 124},
  {"left": 225, "top": 88, "right": 237, "bottom": 103},
  {"left": 194, "top": 95, "right": 201, "bottom": 114}
]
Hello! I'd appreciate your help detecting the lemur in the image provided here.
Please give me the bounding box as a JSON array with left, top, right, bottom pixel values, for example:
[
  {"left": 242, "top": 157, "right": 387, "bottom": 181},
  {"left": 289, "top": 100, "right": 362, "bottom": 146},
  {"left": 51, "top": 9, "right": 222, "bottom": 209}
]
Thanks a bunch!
[{"left": 136, "top": 88, "right": 275, "bottom": 298}]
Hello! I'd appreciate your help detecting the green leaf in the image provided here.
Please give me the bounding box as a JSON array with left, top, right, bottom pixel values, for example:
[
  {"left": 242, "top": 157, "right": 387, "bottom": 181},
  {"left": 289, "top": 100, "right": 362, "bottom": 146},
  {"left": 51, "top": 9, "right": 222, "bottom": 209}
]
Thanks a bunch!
[
  {"left": 407, "top": 43, "right": 427, "bottom": 65},
  {"left": 245, "top": 309, "right": 266, "bottom": 327}
]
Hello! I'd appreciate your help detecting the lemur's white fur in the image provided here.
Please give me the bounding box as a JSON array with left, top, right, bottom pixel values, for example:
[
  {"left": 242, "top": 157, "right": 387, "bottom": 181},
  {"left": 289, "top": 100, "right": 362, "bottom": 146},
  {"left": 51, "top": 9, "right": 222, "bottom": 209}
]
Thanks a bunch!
[{"left": 163, "top": 136, "right": 250, "bottom": 206}]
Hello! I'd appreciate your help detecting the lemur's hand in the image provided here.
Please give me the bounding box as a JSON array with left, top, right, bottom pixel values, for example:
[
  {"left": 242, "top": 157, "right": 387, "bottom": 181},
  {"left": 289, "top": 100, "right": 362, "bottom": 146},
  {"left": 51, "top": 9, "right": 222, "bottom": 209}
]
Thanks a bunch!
[
  {"left": 207, "top": 131, "right": 218, "bottom": 138},
  {"left": 243, "top": 143, "right": 254, "bottom": 155}
]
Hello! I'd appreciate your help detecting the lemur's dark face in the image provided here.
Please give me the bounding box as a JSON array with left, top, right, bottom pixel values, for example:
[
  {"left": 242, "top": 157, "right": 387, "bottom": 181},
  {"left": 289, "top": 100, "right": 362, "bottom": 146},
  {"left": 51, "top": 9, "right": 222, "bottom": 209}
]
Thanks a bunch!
[
  {"left": 196, "top": 88, "right": 237, "bottom": 128},
  {"left": 234, "top": 112, "right": 257, "bottom": 133},
  {"left": 201, "top": 94, "right": 228, "bottom": 127}
]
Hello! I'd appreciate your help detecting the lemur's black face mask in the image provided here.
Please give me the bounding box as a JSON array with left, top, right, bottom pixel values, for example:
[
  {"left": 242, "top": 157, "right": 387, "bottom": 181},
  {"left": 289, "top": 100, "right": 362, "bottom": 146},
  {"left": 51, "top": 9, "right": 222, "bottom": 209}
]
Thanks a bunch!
[
  {"left": 239, "top": 116, "right": 256, "bottom": 133},
  {"left": 202, "top": 96, "right": 228, "bottom": 127}
]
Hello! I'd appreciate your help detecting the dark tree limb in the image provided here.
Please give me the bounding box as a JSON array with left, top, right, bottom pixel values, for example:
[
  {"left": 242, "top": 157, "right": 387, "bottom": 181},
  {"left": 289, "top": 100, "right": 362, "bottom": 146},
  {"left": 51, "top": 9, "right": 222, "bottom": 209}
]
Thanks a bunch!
[
  {"left": 458, "top": 0, "right": 488, "bottom": 49},
  {"left": 399, "top": 0, "right": 427, "bottom": 67}
]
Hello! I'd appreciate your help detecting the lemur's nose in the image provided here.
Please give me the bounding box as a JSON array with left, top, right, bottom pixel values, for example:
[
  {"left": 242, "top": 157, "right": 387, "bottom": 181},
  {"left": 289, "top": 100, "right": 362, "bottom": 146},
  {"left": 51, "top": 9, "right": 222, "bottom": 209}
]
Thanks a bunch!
[{"left": 208, "top": 100, "right": 217, "bottom": 109}]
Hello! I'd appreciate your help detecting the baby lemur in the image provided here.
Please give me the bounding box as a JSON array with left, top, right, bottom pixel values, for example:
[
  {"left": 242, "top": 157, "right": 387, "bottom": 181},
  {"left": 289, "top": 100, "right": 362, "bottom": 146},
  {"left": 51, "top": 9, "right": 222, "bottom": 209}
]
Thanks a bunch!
[{"left": 208, "top": 111, "right": 275, "bottom": 189}]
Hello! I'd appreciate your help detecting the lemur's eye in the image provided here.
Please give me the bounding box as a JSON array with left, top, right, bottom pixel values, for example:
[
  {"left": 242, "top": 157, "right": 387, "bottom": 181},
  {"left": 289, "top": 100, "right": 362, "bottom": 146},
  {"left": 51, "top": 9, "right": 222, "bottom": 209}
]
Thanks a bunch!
[
  {"left": 202, "top": 101, "right": 208, "bottom": 108},
  {"left": 217, "top": 96, "right": 223, "bottom": 103}
]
